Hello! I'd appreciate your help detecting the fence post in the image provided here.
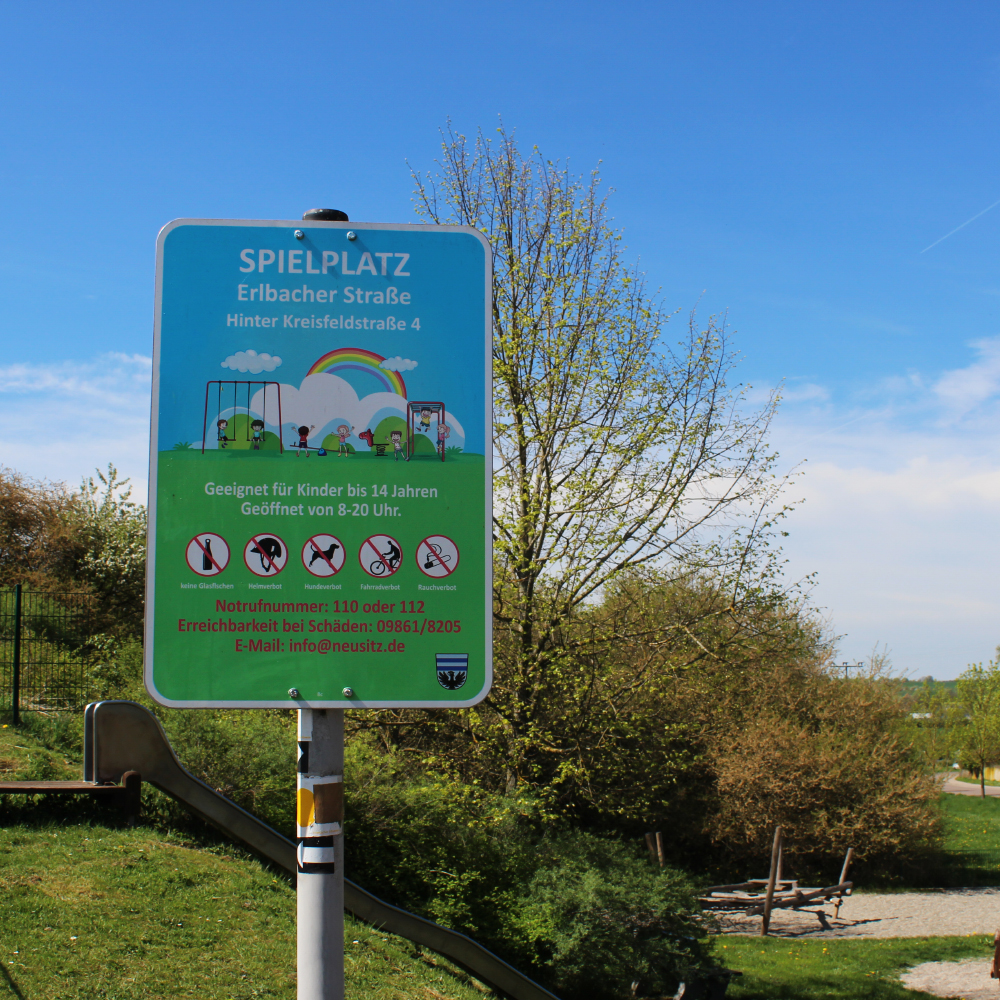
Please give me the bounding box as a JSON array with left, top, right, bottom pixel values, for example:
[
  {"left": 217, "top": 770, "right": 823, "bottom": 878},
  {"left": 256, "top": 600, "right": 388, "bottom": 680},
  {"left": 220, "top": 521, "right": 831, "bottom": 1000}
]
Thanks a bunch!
[{"left": 11, "top": 583, "right": 22, "bottom": 725}]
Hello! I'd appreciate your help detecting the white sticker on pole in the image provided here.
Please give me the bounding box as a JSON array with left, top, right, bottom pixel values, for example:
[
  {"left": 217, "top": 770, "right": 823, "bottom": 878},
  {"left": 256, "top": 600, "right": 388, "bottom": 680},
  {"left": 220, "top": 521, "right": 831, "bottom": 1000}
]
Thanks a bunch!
[{"left": 297, "top": 775, "right": 343, "bottom": 837}]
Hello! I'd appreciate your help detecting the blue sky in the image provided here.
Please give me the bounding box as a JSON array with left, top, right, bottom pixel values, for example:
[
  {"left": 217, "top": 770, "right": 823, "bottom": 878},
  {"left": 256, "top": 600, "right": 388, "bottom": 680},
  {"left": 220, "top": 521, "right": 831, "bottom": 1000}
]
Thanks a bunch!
[{"left": 3, "top": 1, "right": 1000, "bottom": 677}]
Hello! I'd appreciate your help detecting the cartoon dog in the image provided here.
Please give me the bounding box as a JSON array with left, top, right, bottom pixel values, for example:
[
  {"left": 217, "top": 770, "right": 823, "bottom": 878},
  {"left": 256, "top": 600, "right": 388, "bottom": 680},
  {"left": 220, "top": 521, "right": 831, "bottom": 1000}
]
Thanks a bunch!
[{"left": 309, "top": 540, "right": 340, "bottom": 568}]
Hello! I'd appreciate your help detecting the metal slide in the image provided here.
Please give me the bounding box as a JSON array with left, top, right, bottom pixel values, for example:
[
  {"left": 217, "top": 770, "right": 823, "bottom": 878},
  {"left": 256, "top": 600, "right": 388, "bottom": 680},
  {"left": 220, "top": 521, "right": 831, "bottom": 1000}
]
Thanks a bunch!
[{"left": 83, "top": 701, "right": 558, "bottom": 1000}]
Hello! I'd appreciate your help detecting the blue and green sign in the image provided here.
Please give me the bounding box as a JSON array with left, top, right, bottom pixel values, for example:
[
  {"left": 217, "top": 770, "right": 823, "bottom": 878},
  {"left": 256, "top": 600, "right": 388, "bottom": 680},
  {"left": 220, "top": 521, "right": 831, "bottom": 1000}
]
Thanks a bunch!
[{"left": 146, "top": 219, "right": 492, "bottom": 707}]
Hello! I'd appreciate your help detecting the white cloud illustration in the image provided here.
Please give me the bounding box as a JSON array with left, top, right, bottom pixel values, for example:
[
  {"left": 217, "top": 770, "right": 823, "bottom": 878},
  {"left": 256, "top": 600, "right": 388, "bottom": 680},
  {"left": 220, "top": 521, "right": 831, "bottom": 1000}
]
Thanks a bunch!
[
  {"left": 221, "top": 349, "right": 282, "bottom": 374},
  {"left": 249, "top": 374, "right": 464, "bottom": 447},
  {"left": 379, "top": 356, "right": 418, "bottom": 372}
]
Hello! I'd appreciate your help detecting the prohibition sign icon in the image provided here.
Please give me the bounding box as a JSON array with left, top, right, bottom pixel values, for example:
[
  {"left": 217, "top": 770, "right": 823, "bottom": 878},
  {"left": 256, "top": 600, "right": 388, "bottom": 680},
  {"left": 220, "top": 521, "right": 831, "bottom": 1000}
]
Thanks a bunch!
[
  {"left": 302, "top": 534, "right": 346, "bottom": 577},
  {"left": 416, "top": 535, "right": 459, "bottom": 578},
  {"left": 244, "top": 533, "right": 288, "bottom": 577},
  {"left": 360, "top": 534, "right": 403, "bottom": 577},
  {"left": 185, "top": 532, "right": 230, "bottom": 576}
]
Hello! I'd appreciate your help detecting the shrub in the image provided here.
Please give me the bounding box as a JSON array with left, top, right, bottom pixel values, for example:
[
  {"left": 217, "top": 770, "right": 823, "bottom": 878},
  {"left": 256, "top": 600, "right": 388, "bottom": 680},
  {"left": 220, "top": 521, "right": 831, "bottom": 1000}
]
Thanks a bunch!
[
  {"left": 506, "top": 834, "right": 713, "bottom": 1000},
  {"left": 694, "top": 654, "right": 942, "bottom": 879},
  {"left": 342, "top": 733, "right": 536, "bottom": 935},
  {"left": 157, "top": 708, "right": 296, "bottom": 834},
  {"left": 0, "top": 464, "right": 146, "bottom": 640},
  {"left": 708, "top": 711, "right": 940, "bottom": 877},
  {"left": 342, "top": 738, "right": 715, "bottom": 997}
]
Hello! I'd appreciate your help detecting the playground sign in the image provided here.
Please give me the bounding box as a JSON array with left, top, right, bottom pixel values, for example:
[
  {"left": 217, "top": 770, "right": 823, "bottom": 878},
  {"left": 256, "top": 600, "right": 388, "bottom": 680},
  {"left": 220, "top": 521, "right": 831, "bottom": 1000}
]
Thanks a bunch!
[{"left": 145, "top": 219, "right": 492, "bottom": 708}]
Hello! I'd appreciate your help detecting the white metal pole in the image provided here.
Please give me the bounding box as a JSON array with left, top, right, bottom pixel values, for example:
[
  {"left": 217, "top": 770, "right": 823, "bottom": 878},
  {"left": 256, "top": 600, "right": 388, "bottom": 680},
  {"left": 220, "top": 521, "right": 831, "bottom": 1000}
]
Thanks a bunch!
[{"left": 296, "top": 707, "right": 344, "bottom": 1000}]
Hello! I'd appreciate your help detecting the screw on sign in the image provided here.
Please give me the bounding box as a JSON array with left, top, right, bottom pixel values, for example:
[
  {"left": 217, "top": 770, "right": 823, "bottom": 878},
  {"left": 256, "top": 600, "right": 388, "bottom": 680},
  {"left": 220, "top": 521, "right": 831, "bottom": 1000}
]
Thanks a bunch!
[
  {"left": 185, "top": 533, "right": 230, "bottom": 576},
  {"left": 302, "top": 534, "right": 345, "bottom": 577},
  {"left": 360, "top": 534, "right": 403, "bottom": 577},
  {"left": 244, "top": 534, "right": 288, "bottom": 576},
  {"left": 416, "top": 535, "right": 459, "bottom": 578}
]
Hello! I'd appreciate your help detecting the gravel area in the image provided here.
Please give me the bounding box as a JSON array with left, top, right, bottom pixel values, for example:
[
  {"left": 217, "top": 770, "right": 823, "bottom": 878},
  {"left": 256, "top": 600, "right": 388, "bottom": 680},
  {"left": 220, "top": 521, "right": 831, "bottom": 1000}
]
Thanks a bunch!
[
  {"left": 715, "top": 888, "right": 1000, "bottom": 939},
  {"left": 900, "top": 959, "right": 998, "bottom": 999}
]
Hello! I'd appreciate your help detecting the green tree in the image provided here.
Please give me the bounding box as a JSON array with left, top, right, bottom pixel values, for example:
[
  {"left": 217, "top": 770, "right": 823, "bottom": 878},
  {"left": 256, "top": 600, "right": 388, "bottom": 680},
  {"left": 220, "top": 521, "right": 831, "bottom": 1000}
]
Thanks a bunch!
[
  {"left": 901, "top": 676, "right": 964, "bottom": 773},
  {"left": 956, "top": 655, "right": 1000, "bottom": 798},
  {"left": 394, "top": 123, "right": 796, "bottom": 804},
  {"left": 0, "top": 466, "right": 80, "bottom": 587}
]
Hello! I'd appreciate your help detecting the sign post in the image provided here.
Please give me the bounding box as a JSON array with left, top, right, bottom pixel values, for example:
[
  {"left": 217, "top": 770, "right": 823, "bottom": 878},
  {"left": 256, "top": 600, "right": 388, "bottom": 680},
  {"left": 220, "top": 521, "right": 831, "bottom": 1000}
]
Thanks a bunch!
[
  {"left": 146, "top": 209, "right": 492, "bottom": 998},
  {"left": 296, "top": 707, "right": 344, "bottom": 999}
]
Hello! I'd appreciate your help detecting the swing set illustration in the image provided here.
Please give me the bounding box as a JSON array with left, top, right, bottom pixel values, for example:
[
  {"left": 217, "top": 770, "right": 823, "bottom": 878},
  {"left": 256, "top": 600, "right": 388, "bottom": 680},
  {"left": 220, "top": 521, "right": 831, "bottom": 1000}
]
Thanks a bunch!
[
  {"left": 201, "top": 380, "right": 284, "bottom": 454},
  {"left": 406, "top": 400, "right": 448, "bottom": 461}
]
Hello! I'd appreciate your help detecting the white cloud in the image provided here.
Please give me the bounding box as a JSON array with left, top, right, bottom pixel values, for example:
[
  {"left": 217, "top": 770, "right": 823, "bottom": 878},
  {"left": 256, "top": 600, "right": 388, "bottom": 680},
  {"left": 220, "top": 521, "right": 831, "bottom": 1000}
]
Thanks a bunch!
[
  {"left": 221, "top": 349, "right": 282, "bottom": 374},
  {"left": 776, "top": 451, "right": 1000, "bottom": 677},
  {"left": 780, "top": 382, "right": 829, "bottom": 404},
  {"left": 932, "top": 337, "right": 1000, "bottom": 416},
  {"left": 0, "top": 354, "right": 152, "bottom": 500},
  {"left": 769, "top": 342, "right": 1000, "bottom": 679},
  {"left": 249, "top": 374, "right": 465, "bottom": 447},
  {"left": 379, "top": 356, "right": 418, "bottom": 372}
]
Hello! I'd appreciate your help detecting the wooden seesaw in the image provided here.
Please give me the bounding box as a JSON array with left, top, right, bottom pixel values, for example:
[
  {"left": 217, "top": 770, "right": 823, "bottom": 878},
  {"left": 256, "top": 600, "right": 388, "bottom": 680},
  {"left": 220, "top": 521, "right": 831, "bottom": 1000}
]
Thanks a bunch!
[{"left": 697, "top": 827, "right": 854, "bottom": 935}]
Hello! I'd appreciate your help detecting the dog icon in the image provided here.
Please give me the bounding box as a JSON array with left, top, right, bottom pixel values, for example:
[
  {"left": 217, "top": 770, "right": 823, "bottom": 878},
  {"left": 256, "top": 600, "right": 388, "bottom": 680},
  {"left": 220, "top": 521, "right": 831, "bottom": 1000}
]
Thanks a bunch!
[{"left": 309, "top": 541, "right": 340, "bottom": 567}]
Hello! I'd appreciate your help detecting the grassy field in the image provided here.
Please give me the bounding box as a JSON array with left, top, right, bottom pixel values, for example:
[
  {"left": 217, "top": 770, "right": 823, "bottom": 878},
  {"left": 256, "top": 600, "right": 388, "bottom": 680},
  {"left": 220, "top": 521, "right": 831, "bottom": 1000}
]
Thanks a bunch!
[
  {"left": 934, "top": 791, "right": 1000, "bottom": 886},
  {"left": 0, "top": 821, "right": 494, "bottom": 1000},
  {"left": 4, "top": 818, "right": 990, "bottom": 1000},
  {"left": 722, "top": 935, "right": 992, "bottom": 999},
  {"left": 0, "top": 724, "right": 495, "bottom": 999}
]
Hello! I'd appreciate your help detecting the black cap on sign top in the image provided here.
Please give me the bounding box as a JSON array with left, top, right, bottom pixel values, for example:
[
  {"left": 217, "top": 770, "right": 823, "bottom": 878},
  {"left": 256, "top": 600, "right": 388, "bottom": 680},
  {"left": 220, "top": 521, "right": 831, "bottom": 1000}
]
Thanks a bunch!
[{"left": 302, "top": 208, "right": 349, "bottom": 222}]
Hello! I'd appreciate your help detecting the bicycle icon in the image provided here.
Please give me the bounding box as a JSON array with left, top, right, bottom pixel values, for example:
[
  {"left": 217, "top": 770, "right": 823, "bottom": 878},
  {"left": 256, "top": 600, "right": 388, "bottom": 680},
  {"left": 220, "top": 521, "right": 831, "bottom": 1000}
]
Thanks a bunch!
[{"left": 360, "top": 534, "right": 403, "bottom": 577}]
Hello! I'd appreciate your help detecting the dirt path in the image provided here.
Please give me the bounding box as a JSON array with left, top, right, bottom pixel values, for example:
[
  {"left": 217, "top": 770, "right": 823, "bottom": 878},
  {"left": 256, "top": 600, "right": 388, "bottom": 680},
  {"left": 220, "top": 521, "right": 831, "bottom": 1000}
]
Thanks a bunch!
[
  {"left": 900, "top": 959, "right": 998, "bottom": 999},
  {"left": 941, "top": 775, "right": 1000, "bottom": 798}
]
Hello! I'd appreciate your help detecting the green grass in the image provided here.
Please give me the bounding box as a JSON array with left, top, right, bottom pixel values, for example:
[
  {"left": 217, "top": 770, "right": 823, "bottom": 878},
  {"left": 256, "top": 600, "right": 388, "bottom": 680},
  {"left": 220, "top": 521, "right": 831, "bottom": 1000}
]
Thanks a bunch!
[
  {"left": 0, "top": 722, "right": 80, "bottom": 781},
  {"left": 940, "top": 791, "right": 1000, "bottom": 854},
  {"left": 0, "top": 821, "right": 495, "bottom": 999},
  {"left": 937, "top": 792, "right": 1000, "bottom": 885},
  {"left": 721, "top": 935, "right": 992, "bottom": 999},
  {"left": 0, "top": 724, "right": 494, "bottom": 998}
]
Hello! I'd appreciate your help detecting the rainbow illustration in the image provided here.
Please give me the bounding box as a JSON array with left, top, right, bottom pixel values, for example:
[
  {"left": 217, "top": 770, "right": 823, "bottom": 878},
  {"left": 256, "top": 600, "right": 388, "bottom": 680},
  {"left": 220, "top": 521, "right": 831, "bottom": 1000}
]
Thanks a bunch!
[{"left": 306, "top": 348, "right": 408, "bottom": 397}]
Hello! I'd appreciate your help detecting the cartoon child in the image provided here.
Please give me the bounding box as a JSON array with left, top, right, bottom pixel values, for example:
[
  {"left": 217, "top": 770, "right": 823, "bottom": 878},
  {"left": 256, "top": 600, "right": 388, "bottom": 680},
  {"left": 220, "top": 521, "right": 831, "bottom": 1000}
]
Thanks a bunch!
[
  {"left": 250, "top": 418, "right": 265, "bottom": 450},
  {"left": 296, "top": 425, "right": 311, "bottom": 456},
  {"left": 418, "top": 407, "right": 432, "bottom": 433},
  {"left": 390, "top": 429, "right": 408, "bottom": 463},
  {"left": 217, "top": 418, "right": 229, "bottom": 449},
  {"left": 337, "top": 424, "right": 353, "bottom": 457},
  {"left": 437, "top": 421, "right": 450, "bottom": 457}
]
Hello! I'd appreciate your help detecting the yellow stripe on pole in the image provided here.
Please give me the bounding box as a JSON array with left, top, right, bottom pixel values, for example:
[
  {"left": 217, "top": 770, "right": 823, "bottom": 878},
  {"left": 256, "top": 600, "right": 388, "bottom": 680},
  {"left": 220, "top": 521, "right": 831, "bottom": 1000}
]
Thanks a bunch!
[{"left": 297, "top": 787, "right": 315, "bottom": 828}]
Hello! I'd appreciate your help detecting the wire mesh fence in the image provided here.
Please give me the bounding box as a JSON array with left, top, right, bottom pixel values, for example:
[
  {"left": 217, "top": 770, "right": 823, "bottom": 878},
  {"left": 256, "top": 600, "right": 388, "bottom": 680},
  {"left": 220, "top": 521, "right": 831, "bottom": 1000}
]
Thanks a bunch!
[{"left": 0, "top": 587, "right": 96, "bottom": 719}]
